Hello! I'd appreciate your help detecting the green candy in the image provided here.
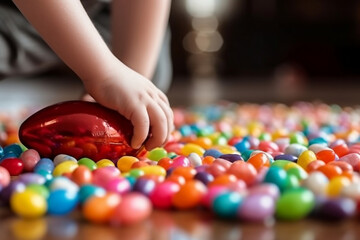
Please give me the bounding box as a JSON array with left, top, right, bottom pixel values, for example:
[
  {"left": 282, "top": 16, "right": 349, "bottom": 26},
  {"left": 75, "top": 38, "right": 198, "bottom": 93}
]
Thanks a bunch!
[
  {"left": 78, "top": 158, "right": 97, "bottom": 171},
  {"left": 290, "top": 132, "right": 307, "bottom": 146},
  {"left": 271, "top": 160, "right": 292, "bottom": 168},
  {"left": 129, "top": 169, "right": 145, "bottom": 178},
  {"left": 148, "top": 148, "right": 167, "bottom": 161},
  {"left": 276, "top": 188, "right": 315, "bottom": 220},
  {"left": 259, "top": 132, "right": 271, "bottom": 141},
  {"left": 285, "top": 174, "right": 300, "bottom": 190},
  {"left": 287, "top": 167, "right": 308, "bottom": 181}
]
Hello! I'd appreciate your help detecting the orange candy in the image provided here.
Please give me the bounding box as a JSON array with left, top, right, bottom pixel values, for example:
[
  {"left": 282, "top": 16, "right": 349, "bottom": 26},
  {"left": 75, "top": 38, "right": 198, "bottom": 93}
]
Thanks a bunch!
[
  {"left": 165, "top": 174, "right": 186, "bottom": 186},
  {"left": 328, "top": 161, "right": 353, "bottom": 173},
  {"left": 315, "top": 149, "right": 336, "bottom": 163},
  {"left": 208, "top": 174, "right": 237, "bottom": 187},
  {"left": 82, "top": 193, "right": 121, "bottom": 224},
  {"left": 131, "top": 161, "right": 149, "bottom": 169},
  {"left": 202, "top": 156, "right": 215, "bottom": 165},
  {"left": 172, "top": 180, "right": 206, "bottom": 209},
  {"left": 317, "top": 165, "right": 342, "bottom": 179},
  {"left": 71, "top": 165, "right": 92, "bottom": 186},
  {"left": 157, "top": 157, "right": 173, "bottom": 170},
  {"left": 331, "top": 144, "right": 349, "bottom": 158},
  {"left": 191, "top": 137, "right": 213, "bottom": 149},
  {"left": 171, "top": 167, "right": 196, "bottom": 181},
  {"left": 247, "top": 152, "right": 270, "bottom": 171},
  {"left": 227, "top": 161, "right": 257, "bottom": 186}
]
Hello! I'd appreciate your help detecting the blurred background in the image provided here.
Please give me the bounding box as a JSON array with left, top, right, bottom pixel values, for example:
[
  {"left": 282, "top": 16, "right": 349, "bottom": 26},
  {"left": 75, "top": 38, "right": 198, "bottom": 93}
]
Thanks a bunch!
[{"left": 1, "top": 0, "right": 360, "bottom": 113}]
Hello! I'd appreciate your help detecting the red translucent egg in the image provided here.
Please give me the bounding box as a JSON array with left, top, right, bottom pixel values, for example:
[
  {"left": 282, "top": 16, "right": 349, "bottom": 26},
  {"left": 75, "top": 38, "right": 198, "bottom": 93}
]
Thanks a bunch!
[{"left": 19, "top": 101, "right": 143, "bottom": 161}]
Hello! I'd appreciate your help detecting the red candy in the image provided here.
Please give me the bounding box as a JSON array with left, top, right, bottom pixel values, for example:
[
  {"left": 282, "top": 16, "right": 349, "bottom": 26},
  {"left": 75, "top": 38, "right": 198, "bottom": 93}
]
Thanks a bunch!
[
  {"left": 19, "top": 101, "right": 143, "bottom": 161},
  {"left": 0, "top": 158, "right": 24, "bottom": 176}
]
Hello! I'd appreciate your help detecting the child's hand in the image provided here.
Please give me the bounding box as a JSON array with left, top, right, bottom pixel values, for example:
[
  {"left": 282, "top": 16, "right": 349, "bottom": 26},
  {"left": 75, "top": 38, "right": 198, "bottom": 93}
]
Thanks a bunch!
[{"left": 83, "top": 60, "right": 174, "bottom": 151}]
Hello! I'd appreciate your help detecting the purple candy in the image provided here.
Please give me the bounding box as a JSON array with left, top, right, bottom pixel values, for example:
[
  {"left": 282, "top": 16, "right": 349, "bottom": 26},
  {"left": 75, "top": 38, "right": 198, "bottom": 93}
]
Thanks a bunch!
[
  {"left": 219, "top": 154, "right": 243, "bottom": 163},
  {"left": 274, "top": 154, "right": 297, "bottom": 162},
  {"left": 0, "top": 180, "right": 26, "bottom": 203},
  {"left": 194, "top": 171, "right": 214, "bottom": 186},
  {"left": 315, "top": 198, "right": 356, "bottom": 220},
  {"left": 18, "top": 173, "right": 46, "bottom": 185},
  {"left": 133, "top": 178, "right": 156, "bottom": 196},
  {"left": 238, "top": 193, "right": 275, "bottom": 222}
]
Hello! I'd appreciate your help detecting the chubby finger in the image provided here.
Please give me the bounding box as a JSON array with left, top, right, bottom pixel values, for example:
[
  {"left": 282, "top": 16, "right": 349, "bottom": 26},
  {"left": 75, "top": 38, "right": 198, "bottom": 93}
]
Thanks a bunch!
[
  {"left": 145, "top": 103, "right": 168, "bottom": 150},
  {"left": 129, "top": 106, "right": 150, "bottom": 149},
  {"left": 156, "top": 97, "right": 174, "bottom": 142}
]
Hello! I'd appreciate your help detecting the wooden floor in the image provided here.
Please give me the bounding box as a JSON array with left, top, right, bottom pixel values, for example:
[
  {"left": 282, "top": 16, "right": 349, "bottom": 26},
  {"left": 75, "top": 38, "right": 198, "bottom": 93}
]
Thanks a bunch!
[{"left": 1, "top": 207, "right": 359, "bottom": 240}]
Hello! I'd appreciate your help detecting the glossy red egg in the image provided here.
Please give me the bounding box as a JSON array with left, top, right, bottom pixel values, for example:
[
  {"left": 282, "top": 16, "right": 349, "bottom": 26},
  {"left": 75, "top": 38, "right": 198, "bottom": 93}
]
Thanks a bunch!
[{"left": 19, "top": 101, "right": 143, "bottom": 161}]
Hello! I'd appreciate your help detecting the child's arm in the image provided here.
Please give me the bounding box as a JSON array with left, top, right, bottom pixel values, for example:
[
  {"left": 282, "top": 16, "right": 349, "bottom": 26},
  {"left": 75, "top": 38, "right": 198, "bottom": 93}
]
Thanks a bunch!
[
  {"left": 13, "top": 0, "right": 173, "bottom": 150},
  {"left": 112, "top": 0, "right": 171, "bottom": 79}
]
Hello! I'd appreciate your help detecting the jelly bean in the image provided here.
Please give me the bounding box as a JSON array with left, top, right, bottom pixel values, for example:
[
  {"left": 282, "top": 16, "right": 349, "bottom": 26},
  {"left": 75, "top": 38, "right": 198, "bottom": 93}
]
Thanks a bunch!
[
  {"left": 203, "top": 149, "right": 222, "bottom": 158},
  {"left": 129, "top": 168, "right": 145, "bottom": 178},
  {"left": 150, "top": 181, "right": 180, "bottom": 209},
  {"left": 117, "top": 156, "right": 139, "bottom": 172},
  {"left": 209, "top": 174, "right": 237, "bottom": 187},
  {"left": 82, "top": 193, "right": 121, "bottom": 224},
  {"left": 180, "top": 143, "right": 205, "bottom": 156},
  {"left": 328, "top": 161, "right": 353, "bottom": 173},
  {"left": 276, "top": 187, "right": 315, "bottom": 220},
  {"left": 248, "top": 183, "right": 280, "bottom": 200},
  {"left": 0, "top": 158, "right": 23, "bottom": 176},
  {"left": 227, "top": 161, "right": 257, "bottom": 186},
  {"left": 194, "top": 171, "right": 214, "bottom": 186},
  {"left": 18, "top": 173, "right": 46, "bottom": 185},
  {"left": 132, "top": 177, "right": 156, "bottom": 196},
  {"left": 258, "top": 141, "right": 279, "bottom": 153},
  {"left": 213, "top": 191, "right": 243, "bottom": 219},
  {"left": 201, "top": 185, "right": 227, "bottom": 208},
  {"left": 104, "top": 177, "right": 131, "bottom": 195},
  {"left": 327, "top": 176, "right": 351, "bottom": 197},
  {"left": 284, "top": 144, "right": 307, "bottom": 157},
  {"left": 71, "top": 165, "right": 92, "bottom": 186},
  {"left": 271, "top": 160, "right": 292, "bottom": 169},
  {"left": 302, "top": 171, "right": 329, "bottom": 196},
  {"left": 47, "top": 189, "right": 78, "bottom": 215},
  {"left": 331, "top": 143, "right": 349, "bottom": 158},
  {"left": 34, "top": 158, "right": 54, "bottom": 173},
  {"left": 274, "top": 154, "right": 297, "bottom": 162},
  {"left": 53, "top": 161, "right": 78, "bottom": 177},
  {"left": 192, "top": 137, "right": 213, "bottom": 149},
  {"left": 188, "top": 153, "right": 202, "bottom": 167},
  {"left": 171, "top": 167, "right": 196, "bottom": 181},
  {"left": 138, "top": 165, "right": 166, "bottom": 177},
  {"left": 156, "top": 157, "right": 173, "bottom": 170},
  {"left": 170, "top": 156, "right": 190, "bottom": 168},
  {"left": 10, "top": 188, "right": 47, "bottom": 218},
  {"left": 308, "top": 137, "right": 327, "bottom": 146},
  {"left": 172, "top": 180, "right": 206, "bottom": 209},
  {"left": 234, "top": 139, "right": 250, "bottom": 153},
  {"left": 341, "top": 182, "right": 360, "bottom": 199},
  {"left": 286, "top": 167, "right": 308, "bottom": 181},
  {"left": 314, "top": 198, "right": 356, "bottom": 220},
  {"left": 147, "top": 147, "right": 168, "bottom": 161},
  {"left": 131, "top": 161, "right": 149, "bottom": 169},
  {"left": 316, "top": 148, "right": 336, "bottom": 163},
  {"left": 20, "top": 149, "right": 40, "bottom": 172},
  {"left": 202, "top": 156, "right": 215, "bottom": 165},
  {"left": 247, "top": 152, "right": 271, "bottom": 171},
  {"left": 317, "top": 165, "right": 342, "bottom": 179},
  {"left": 263, "top": 167, "right": 288, "bottom": 192},
  {"left": 78, "top": 184, "right": 106, "bottom": 204},
  {"left": 297, "top": 150, "right": 316, "bottom": 169},
  {"left": 110, "top": 193, "right": 152, "bottom": 225},
  {"left": 4, "top": 144, "right": 23, "bottom": 157},
  {"left": 96, "top": 159, "right": 115, "bottom": 168},
  {"left": 0, "top": 166, "right": 10, "bottom": 187},
  {"left": 54, "top": 154, "right": 77, "bottom": 166},
  {"left": 207, "top": 163, "right": 227, "bottom": 178},
  {"left": 219, "top": 154, "right": 242, "bottom": 163},
  {"left": 92, "top": 166, "right": 120, "bottom": 187},
  {"left": 78, "top": 157, "right": 97, "bottom": 171},
  {"left": 238, "top": 193, "right": 275, "bottom": 222}
]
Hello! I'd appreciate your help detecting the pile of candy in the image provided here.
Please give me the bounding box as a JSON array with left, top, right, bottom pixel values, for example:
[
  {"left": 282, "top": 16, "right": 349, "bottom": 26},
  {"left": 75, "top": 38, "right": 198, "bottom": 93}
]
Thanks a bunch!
[{"left": 1, "top": 101, "right": 360, "bottom": 225}]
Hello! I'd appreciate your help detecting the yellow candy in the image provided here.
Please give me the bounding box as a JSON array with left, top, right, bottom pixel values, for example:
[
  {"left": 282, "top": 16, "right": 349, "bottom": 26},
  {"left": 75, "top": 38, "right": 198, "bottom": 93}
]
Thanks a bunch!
[
  {"left": 327, "top": 176, "right": 351, "bottom": 197},
  {"left": 180, "top": 143, "right": 205, "bottom": 156},
  {"left": 248, "top": 121, "right": 263, "bottom": 137},
  {"left": 96, "top": 159, "right": 115, "bottom": 168},
  {"left": 139, "top": 165, "right": 166, "bottom": 177},
  {"left": 53, "top": 161, "right": 78, "bottom": 177},
  {"left": 232, "top": 125, "right": 247, "bottom": 137},
  {"left": 297, "top": 150, "right": 316, "bottom": 170},
  {"left": 117, "top": 156, "right": 139, "bottom": 172},
  {"left": 10, "top": 189, "right": 47, "bottom": 218},
  {"left": 213, "top": 145, "right": 239, "bottom": 155}
]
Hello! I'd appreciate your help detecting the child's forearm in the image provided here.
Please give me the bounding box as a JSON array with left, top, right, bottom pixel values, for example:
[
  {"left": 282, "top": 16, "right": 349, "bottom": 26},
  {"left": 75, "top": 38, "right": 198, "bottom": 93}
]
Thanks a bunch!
[
  {"left": 13, "top": 0, "right": 117, "bottom": 82},
  {"left": 112, "top": 0, "right": 171, "bottom": 79}
]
